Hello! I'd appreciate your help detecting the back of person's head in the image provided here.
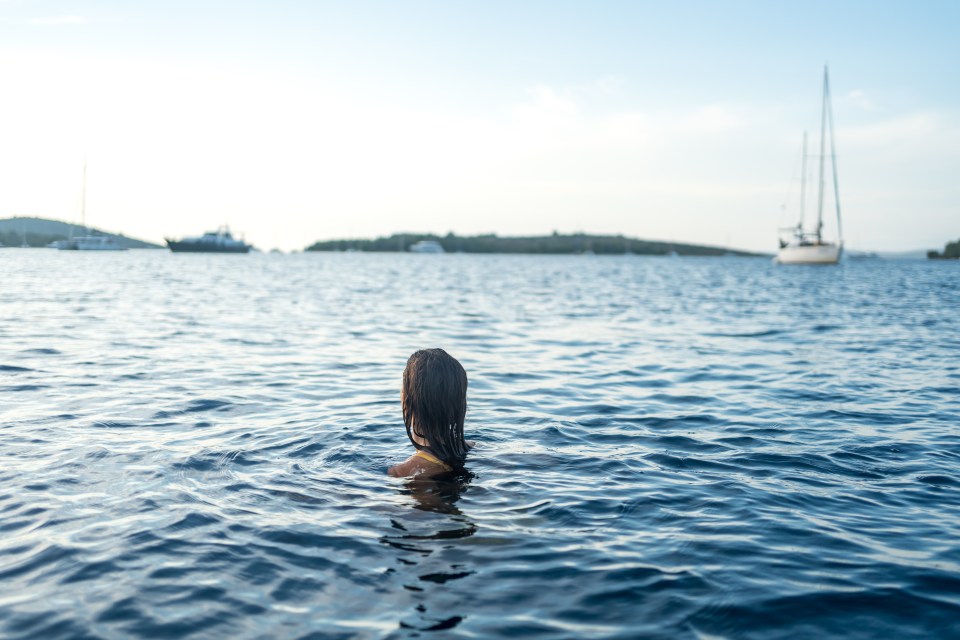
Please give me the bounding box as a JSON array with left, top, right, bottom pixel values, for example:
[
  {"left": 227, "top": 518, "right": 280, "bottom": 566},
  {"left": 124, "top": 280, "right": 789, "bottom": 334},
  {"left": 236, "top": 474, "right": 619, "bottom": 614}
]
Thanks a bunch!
[{"left": 402, "top": 348, "right": 469, "bottom": 467}]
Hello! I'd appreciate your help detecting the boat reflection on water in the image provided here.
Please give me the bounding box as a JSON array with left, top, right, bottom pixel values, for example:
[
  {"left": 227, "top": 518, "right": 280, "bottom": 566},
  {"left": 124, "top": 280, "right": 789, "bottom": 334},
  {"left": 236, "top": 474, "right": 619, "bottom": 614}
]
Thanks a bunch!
[{"left": 381, "top": 471, "right": 476, "bottom": 633}]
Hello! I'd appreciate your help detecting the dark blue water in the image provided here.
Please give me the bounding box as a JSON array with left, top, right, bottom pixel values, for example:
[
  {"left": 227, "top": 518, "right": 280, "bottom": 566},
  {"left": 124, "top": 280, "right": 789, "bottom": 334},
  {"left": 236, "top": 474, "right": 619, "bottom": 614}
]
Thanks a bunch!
[{"left": 1, "top": 250, "right": 959, "bottom": 639}]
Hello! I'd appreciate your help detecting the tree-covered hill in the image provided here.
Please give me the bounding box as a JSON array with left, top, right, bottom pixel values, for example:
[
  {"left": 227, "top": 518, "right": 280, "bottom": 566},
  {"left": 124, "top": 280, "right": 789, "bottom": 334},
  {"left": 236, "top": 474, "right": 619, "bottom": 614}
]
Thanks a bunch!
[
  {"left": 927, "top": 239, "right": 960, "bottom": 260},
  {"left": 305, "top": 232, "right": 760, "bottom": 256},
  {"left": 0, "top": 217, "right": 162, "bottom": 249}
]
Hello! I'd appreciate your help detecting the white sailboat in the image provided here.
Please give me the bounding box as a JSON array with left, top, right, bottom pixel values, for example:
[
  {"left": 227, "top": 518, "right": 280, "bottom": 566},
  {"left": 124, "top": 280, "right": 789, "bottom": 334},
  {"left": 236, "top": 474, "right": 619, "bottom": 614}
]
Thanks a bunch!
[
  {"left": 776, "top": 66, "right": 843, "bottom": 265},
  {"left": 56, "top": 161, "right": 126, "bottom": 251}
]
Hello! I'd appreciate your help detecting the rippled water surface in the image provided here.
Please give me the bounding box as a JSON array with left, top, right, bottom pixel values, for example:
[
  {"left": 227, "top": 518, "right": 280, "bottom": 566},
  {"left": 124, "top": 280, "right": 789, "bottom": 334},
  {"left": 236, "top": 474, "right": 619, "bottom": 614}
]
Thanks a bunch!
[{"left": 2, "top": 250, "right": 959, "bottom": 639}]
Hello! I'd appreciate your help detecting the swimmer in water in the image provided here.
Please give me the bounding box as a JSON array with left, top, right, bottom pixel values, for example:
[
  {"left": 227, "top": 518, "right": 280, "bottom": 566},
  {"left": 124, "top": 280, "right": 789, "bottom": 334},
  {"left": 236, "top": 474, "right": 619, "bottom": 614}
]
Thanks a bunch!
[{"left": 388, "top": 348, "right": 471, "bottom": 478}]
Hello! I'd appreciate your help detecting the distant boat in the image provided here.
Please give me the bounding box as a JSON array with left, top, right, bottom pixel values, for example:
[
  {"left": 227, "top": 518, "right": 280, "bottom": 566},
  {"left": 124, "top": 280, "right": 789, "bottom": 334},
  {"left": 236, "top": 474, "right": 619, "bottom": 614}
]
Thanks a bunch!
[
  {"left": 776, "top": 66, "right": 844, "bottom": 265},
  {"left": 57, "top": 235, "right": 125, "bottom": 251},
  {"left": 166, "top": 227, "right": 252, "bottom": 253},
  {"left": 58, "top": 161, "right": 128, "bottom": 251},
  {"left": 409, "top": 240, "right": 445, "bottom": 254}
]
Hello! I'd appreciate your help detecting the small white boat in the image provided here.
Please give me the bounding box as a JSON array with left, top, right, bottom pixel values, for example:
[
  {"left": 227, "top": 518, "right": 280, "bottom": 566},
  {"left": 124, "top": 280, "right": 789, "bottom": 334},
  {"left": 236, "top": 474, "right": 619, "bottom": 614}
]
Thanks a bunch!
[
  {"left": 776, "top": 66, "right": 844, "bottom": 265},
  {"left": 409, "top": 240, "right": 445, "bottom": 254},
  {"left": 57, "top": 235, "right": 126, "bottom": 251}
]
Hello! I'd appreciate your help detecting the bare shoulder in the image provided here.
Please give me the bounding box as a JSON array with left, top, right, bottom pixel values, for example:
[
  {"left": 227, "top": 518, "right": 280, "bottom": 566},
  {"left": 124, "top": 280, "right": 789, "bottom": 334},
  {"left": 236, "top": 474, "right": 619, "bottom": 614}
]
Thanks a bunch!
[
  {"left": 388, "top": 454, "right": 449, "bottom": 479},
  {"left": 388, "top": 455, "right": 430, "bottom": 478},
  {"left": 388, "top": 457, "right": 417, "bottom": 477}
]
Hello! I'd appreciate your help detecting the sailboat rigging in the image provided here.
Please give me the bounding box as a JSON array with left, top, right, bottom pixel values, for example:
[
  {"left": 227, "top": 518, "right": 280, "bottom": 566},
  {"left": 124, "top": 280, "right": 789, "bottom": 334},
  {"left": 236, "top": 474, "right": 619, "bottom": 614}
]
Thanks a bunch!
[
  {"left": 56, "top": 160, "right": 126, "bottom": 251},
  {"left": 776, "top": 66, "right": 843, "bottom": 264}
]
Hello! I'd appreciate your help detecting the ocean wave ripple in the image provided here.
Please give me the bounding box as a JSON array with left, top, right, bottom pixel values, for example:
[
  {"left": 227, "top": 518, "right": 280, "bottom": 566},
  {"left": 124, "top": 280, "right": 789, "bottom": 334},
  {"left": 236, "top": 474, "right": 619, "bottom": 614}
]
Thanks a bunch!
[{"left": 1, "top": 251, "right": 959, "bottom": 639}]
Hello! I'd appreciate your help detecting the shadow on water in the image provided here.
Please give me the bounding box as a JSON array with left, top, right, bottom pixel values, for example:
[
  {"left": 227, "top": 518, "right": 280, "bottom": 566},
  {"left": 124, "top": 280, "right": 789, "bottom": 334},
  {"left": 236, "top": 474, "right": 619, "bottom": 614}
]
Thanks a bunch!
[
  {"left": 381, "top": 471, "right": 477, "bottom": 634},
  {"left": 400, "top": 470, "right": 475, "bottom": 517}
]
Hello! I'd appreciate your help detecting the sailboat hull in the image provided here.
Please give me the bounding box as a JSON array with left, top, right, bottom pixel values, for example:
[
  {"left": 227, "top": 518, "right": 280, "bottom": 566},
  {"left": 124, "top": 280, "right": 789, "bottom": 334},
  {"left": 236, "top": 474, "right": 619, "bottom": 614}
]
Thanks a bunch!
[{"left": 775, "top": 243, "right": 841, "bottom": 264}]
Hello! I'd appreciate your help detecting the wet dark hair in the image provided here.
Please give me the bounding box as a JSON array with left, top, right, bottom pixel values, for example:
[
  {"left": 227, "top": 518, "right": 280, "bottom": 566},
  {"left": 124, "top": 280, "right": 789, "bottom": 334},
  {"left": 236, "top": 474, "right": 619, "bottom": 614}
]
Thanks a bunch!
[{"left": 402, "top": 348, "right": 469, "bottom": 467}]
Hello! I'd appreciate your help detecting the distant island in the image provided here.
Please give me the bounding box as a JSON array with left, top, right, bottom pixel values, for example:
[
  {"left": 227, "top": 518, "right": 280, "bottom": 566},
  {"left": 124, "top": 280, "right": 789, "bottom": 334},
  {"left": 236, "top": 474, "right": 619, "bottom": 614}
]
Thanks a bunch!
[
  {"left": 927, "top": 238, "right": 959, "bottom": 260},
  {"left": 0, "top": 217, "right": 162, "bottom": 249},
  {"left": 305, "top": 232, "right": 760, "bottom": 256}
]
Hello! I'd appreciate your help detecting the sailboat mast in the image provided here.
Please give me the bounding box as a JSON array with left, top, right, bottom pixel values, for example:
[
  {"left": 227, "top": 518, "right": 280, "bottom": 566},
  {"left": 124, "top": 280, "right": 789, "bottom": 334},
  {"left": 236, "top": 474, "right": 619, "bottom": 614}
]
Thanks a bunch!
[
  {"left": 815, "top": 66, "right": 828, "bottom": 243},
  {"left": 799, "top": 131, "right": 808, "bottom": 234},
  {"left": 826, "top": 70, "right": 843, "bottom": 246}
]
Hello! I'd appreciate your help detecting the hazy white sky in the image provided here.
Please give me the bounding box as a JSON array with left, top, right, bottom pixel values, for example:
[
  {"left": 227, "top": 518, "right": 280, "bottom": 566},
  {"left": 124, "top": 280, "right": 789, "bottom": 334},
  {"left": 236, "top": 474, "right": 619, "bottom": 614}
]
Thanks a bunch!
[{"left": 1, "top": 1, "right": 957, "bottom": 251}]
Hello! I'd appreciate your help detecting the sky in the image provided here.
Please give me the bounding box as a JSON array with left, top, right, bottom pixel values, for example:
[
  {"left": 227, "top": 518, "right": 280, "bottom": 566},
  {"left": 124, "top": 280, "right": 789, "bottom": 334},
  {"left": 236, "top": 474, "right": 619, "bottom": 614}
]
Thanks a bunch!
[{"left": 0, "top": 1, "right": 957, "bottom": 252}]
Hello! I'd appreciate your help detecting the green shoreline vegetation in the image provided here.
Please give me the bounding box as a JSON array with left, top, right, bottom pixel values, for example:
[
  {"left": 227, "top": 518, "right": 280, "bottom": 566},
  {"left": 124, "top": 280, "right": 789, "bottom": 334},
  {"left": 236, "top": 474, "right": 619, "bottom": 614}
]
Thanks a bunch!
[
  {"left": 927, "top": 239, "right": 960, "bottom": 260},
  {"left": 0, "top": 217, "right": 161, "bottom": 249},
  {"left": 305, "top": 232, "right": 759, "bottom": 256}
]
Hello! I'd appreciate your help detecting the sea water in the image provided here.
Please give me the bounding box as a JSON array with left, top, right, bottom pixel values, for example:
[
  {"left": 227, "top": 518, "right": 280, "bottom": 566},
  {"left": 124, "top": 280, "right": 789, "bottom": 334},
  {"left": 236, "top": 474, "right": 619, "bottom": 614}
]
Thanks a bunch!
[{"left": 1, "top": 250, "right": 958, "bottom": 638}]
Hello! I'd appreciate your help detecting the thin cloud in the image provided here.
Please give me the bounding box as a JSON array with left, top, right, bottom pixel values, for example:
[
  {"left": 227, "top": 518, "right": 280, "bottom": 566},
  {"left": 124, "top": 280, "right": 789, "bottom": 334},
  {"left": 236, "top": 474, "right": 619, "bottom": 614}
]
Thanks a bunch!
[
  {"left": 845, "top": 89, "right": 876, "bottom": 110},
  {"left": 674, "top": 104, "right": 744, "bottom": 133},
  {"left": 841, "top": 112, "right": 944, "bottom": 147},
  {"left": 27, "top": 15, "right": 88, "bottom": 26},
  {"left": 509, "top": 82, "right": 745, "bottom": 149}
]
